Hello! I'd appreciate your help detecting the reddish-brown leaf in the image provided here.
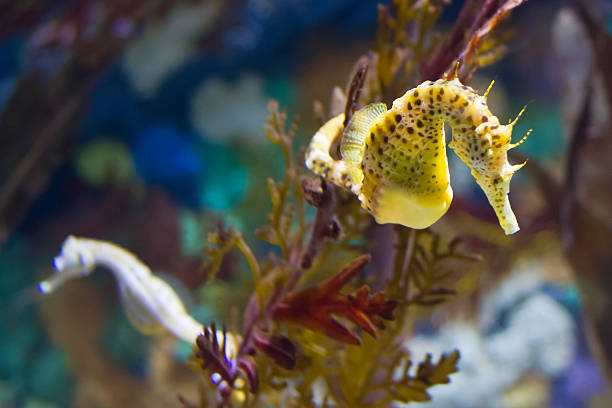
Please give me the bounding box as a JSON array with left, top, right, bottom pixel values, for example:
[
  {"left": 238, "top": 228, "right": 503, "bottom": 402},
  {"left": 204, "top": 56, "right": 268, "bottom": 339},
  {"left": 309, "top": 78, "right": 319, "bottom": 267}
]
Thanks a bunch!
[
  {"left": 194, "top": 323, "right": 234, "bottom": 382},
  {"left": 421, "top": 0, "right": 526, "bottom": 81},
  {"left": 273, "top": 254, "right": 397, "bottom": 344},
  {"left": 237, "top": 355, "right": 259, "bottom": 393},
  {"left": 253, "top": 331, "right": 297, "bottom": 370}
]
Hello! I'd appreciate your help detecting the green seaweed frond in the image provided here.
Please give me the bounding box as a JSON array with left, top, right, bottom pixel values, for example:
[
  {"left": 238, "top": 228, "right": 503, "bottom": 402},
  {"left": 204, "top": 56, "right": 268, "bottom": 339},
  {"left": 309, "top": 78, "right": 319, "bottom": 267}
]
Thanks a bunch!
[
  {"left": 375, "top": 0, "right": 449, "bottom": 92},
  {"left": 34, "top": 0, "right": 533, "bottom": 407},
  {"left": 192, "top": 1, "right": 526, "bottom": 406},
  {"left": 367, "top": 0, "right": 526, "bottom": 104},
  {"left": 387, "top": 350, "right": 461, "bottom": 403},
  {"left": 392, "top": 229, "right": 481, "bottom": 307},
  {"left": 258, "top": 101, "right": 307, "bottom": 259},
  {"left": 283, "top": 230, "right": 475, "bottom": 407},
  {"left": 201, "top": 223, "right": 263, "bottom": 306}
]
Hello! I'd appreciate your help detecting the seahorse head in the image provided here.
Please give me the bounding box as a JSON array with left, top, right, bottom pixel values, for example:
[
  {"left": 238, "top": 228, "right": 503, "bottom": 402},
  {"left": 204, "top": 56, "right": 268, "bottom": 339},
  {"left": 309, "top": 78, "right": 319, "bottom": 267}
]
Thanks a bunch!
[
  {"left": 469, "top": 122, "right": 527, "bottom": 235},
  {"left": 38, "top": 236, "right": 95, "bottom": 294}
]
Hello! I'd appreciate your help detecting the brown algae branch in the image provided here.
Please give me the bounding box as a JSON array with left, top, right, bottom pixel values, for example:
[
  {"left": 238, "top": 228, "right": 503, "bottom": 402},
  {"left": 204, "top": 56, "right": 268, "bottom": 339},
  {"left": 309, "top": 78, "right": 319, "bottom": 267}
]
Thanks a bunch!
[{"left": 235, "top": 177, "right": 340, "bottom": 361}]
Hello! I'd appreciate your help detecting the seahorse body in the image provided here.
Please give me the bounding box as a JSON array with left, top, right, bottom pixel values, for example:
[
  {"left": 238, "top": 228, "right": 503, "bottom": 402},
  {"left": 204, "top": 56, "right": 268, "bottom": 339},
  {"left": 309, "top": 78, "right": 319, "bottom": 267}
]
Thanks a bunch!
[
  {"left": 40, "top": 236, "right": 204, "bottom": 343},
  {"left": 39, "top": 236, "right": 240, "bottom": 387},
  {"left": 305, "top": 78, "right": 527, "bottom": 235}
]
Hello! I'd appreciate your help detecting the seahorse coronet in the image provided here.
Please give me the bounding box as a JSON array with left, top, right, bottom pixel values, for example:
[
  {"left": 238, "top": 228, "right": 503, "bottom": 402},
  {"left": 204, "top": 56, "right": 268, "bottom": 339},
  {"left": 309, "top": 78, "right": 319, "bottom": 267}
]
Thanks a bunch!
[{"left": 305, "top": 77, "right": 529, "bottom": 235}]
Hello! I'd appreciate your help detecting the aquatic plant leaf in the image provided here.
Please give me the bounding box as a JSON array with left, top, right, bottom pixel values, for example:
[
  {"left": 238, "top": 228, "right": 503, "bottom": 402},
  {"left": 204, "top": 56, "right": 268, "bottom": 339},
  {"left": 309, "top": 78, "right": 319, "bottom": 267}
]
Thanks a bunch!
[
  {"left": 201, "top": 223, "right": 235, "bottom": 279},
  {"left": 343, "top": 61, "right": 369, "bottom": 128},
  {"left": 421, "top": 0, "right": 525, "bottom": 81},
  {"left": 403, "top": 233, "right": 480, "bottom": 307},
  {"left": 273, "top": 255, "right": 397, "bottom": 345},
  {"left": 237, "top": 355, "right": 259, "bottom": 393},
  {"left": 253, "top": 331, "right": 297, "bottom": 370},
  {"left": 267, "top": 178, "right": 282, "bottom": 208},
  {"left": 201, "top": 222, "right": 263, "bottom": 306},
  {"left": 416, "top": 351, "right": 460, "bottom": 386},
  {"left": 455, "top": 0, "right": 526, "bottom": 79},
  {"left": 374, "top": 0, "right": 448, "bottom": 95},
  {"left": 255, "top": 225, "right": 280, "bottom": 246},
  {"left": 194, "top": 321, "right": 257, "bottom": 398},
  {"left": 390, "top": 351, "right": 460, "bottom": 403},
  {"left": 260, "top": 101, "right": 304, "bottom": 259},
  {"left": 279, "top": 203, "right": 295, "bottom": 245},
  {"left": 195, "top": 323, "right": 233, "bottom": 382}
]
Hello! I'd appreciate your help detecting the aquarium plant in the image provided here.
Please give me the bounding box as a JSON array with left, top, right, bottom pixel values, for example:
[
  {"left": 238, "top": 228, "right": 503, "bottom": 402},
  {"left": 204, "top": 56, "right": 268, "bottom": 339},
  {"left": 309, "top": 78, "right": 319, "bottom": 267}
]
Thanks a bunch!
[{"left": 31, "top": 0, "right": 559, "bottom": 406}]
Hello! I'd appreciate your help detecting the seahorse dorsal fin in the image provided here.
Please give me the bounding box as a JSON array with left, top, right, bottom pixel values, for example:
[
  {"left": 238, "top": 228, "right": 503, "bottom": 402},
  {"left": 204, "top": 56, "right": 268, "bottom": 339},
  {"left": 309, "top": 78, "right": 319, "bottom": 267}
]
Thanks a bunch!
[
  {"left": 340, "top": 103, "right": 387, "bottom": 167},
  {"left": 510, "top": 128, "right": 532, "bottom": 149},
  {"left": 444, "top": 60, "right": 462, "bottom": 81},
  {"left": 483, "top": 79, "right": 495, "bottom": 100},
  {"left": 509, "top": 104, "right": 528, "bottom": 127}
]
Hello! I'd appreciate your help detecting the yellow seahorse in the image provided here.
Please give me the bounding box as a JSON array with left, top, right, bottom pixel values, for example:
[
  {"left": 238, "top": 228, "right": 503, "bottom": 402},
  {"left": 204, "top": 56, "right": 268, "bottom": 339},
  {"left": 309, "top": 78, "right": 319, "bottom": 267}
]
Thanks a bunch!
[{"left": 305, "top": 77, "right": 529, "bottom": 235}]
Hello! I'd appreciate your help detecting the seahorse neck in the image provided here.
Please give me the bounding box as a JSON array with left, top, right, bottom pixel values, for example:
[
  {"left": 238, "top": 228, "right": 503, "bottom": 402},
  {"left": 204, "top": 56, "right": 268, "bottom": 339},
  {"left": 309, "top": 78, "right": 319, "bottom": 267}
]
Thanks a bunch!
[
  {"left": 78, "top": 238, "right": 150, "bottom": 283},
  {"left": 403, "top": 79, "right": 495, "bottom": 138},
  {"left": 399, "top": 79, "right": 503, "bottom": 175},
  {"left": 71, "top": 238, "right": 203, "bottom": 342}
]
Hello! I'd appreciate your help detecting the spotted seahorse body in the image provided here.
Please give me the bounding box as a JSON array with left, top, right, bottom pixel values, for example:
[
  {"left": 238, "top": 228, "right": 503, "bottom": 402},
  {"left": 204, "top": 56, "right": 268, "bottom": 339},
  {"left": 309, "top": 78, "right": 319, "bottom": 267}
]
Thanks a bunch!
[{"left": 305, "top": 78, "right": 528, "bottom": 235}]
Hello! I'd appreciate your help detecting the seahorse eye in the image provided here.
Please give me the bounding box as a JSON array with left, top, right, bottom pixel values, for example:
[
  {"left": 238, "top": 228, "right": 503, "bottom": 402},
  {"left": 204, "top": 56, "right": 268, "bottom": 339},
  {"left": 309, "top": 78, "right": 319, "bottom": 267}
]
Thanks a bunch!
[{"left": 484, "top": 124, "right": 512, "bottom": 146}]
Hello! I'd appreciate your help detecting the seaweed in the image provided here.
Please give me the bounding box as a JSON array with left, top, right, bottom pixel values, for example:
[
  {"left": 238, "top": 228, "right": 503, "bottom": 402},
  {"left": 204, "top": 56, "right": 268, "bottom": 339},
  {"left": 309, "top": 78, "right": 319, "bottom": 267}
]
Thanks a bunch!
[
  {"left": 163, "top": 0, "right": 526, "bottom": 405},
  {"left": 366, "top": 0, "right": 525, "bottom": 104},
  {"left": 33, "top": 0, "right": 529, "bottom": 406},
  {"left": 191, "top": 0, "right": 522, "bottom": 407},
  {"left": 189, "top": 98, "right": 477, "bottom": 406},
  {"left": 191, "top": 3, "right": 513, "bottom": 394}
]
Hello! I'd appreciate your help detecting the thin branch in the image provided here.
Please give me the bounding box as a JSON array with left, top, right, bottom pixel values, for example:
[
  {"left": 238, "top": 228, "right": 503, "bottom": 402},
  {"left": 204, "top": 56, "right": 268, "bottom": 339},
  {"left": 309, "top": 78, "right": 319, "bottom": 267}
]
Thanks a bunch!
[
  {"left": 234, "top": 233, "right": 263, "bottom": 300},
  {"left": 571, "top": 0, "right": 612, "bottom": 112},
  {"left": 561, "top": 80, "right": 592, "bottom": 250},
  {"left": 235, "top": 178, "right": 340, "bottom": 370},
  {"left": 452, "top": 0, "right": 527, "bottom": 81},
  {"left": 343, "top": 62, "right": 369, "bottom": 128},
  {"left": 420, "top": 0, "right": 492, "bottom": 80}
]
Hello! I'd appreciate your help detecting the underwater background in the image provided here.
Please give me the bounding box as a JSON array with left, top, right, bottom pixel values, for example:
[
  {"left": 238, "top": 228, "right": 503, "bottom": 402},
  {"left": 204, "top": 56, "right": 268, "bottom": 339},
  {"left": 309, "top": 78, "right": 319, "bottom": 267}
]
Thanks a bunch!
[{"left": 1, "top": 0, "right": 612, "bottom": 407}]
